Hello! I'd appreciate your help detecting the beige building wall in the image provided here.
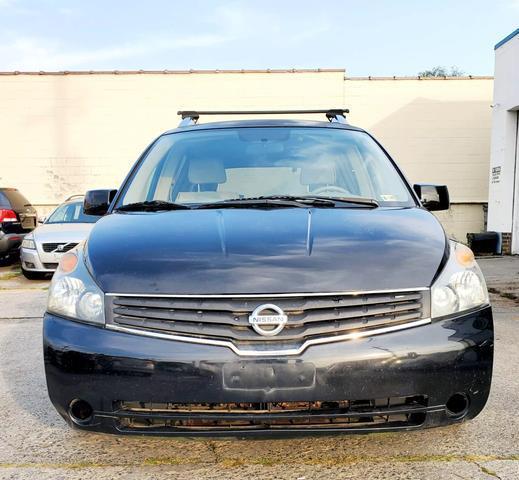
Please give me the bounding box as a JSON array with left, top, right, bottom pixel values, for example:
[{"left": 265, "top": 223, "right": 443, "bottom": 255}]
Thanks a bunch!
[
  {"left": 346, "top": 77, "right": 493, "bottom": 242},
  {"left": 0, "top": 70, "right": 345, "bottom": 214},
  {"left": 0, "top": 70, "right": 493, "bottom": 242}
]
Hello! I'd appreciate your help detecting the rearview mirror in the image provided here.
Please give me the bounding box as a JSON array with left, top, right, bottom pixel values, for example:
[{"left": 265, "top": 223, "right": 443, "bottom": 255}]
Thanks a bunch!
[
  {"left": 83, "top": 189, "right": 117, "bottom": 216},
  {"left": 413, "top": 184, "right": 449, "bottom": 211}
]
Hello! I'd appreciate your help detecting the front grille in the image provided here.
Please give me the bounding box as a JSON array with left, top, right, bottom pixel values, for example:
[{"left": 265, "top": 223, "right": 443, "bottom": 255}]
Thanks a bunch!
[
  {"left": 113, "top": 395, "right": 428, "bottom": 432},
  {"left": 43, "top": 262, "right": 59, "bottom": 270},
  {"left": 106, "top": 290, "right": 429, "bottom": 351},
  {"left": 42, "top": 242, "right": 78, "bottom": 253}
]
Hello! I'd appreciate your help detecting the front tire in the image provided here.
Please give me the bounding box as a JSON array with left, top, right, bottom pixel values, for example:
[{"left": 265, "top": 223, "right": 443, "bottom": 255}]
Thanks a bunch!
[{"left": 21, "top": 267, "right": 48, "bottom": 280}]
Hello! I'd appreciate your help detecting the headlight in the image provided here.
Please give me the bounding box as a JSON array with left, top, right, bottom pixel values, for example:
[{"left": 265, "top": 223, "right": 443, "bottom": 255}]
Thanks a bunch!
[
  {"left": 21, "top": 237, "right": 35, "bottom": 249},
  {"left": 47, "top": 245, "right": 104, "bottom": 325},
  {"left": 431, "top": 241, "right": 489, "bottom": 318}
]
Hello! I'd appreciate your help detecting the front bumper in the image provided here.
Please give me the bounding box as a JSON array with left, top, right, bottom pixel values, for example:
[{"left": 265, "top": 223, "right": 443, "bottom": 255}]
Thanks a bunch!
[
  {"left": 20, "top": 247, "right": 57, "bottom": 272},
  {"left": 43, "top": 306, "right": 493, "bottom": 437}
]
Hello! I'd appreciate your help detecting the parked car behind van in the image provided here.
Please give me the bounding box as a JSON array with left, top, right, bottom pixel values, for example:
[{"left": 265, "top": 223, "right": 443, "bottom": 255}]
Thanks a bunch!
[
  {"left": 0, "top": 187, "right": 37, "bottom": 265},
  {"left": 43, "top": 109, "right": 493, "bottom": 436},
  {"left": 21, "top": 195, "right": 101, "bottom": 279}
]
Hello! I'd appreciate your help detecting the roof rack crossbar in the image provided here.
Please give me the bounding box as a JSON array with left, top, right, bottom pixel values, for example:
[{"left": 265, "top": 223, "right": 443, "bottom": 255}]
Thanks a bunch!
[{"left": 177, "top": 109, "right": 349, "bottom": 126}]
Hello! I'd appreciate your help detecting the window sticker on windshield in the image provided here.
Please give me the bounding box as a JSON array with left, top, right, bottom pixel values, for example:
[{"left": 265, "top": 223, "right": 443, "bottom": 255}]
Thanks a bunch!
[{"left": 380, "top": 194, "right": 398, "bottom": 201}]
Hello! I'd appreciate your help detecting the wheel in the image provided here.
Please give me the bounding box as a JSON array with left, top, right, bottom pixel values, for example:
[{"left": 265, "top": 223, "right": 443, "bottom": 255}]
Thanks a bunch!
[{"left": 21, "top": 267, "right": 48, "bottom": 280}]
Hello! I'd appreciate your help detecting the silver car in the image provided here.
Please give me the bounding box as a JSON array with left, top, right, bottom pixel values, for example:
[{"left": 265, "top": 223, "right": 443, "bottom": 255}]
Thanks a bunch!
[{"left": 20, "top": 196, "right": 101, "bottom": 279}]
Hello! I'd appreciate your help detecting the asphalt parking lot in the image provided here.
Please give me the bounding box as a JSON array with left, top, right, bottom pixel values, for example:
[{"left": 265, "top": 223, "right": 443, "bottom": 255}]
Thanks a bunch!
[{"left": 0, "top": 257, "right": 518, "bottom": 479}]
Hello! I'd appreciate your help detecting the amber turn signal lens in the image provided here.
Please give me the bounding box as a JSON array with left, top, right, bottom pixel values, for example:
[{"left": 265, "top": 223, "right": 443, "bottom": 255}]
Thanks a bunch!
[
  {"left": 59, "top": 253, "right": 78, "bottom": 273},
  {"left": 455, "top": 244, "right": 475, "bottom": 268}
]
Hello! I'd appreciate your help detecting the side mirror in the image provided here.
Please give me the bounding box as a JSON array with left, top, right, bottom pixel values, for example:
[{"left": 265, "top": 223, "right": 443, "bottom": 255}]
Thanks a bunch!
[
  {"left": 38, "top": 217, "right": 46, "bottom": 224},
  {"left": 413, "top": 184, "right": 450, "bottom": 211},
  {"left": 84, "top": 189, "right": 117, "bottom": 216}
]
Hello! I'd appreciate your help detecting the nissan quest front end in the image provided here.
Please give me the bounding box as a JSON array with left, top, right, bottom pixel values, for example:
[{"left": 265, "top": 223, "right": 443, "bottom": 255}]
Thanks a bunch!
[{"left": 43, "top": 110, "right": 493, "bottom": 436}]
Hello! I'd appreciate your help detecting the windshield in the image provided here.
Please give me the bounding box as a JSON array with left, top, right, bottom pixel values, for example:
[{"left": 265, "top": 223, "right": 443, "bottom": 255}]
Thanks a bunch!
[
  {"left": 118, "top": 127, "right": 415, "bottom": 208},
  {"left": 46, "top": 201, "right": 101, "bottom": 224}
]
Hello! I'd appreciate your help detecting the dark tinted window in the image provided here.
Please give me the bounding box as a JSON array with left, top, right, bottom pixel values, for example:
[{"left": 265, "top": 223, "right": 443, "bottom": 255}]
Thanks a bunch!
[
  {"left": 0, "top": 189, "right": 31, "bottom": 210},
  {"left": 46, "top": 201, "right": 101, "bottom": 224},
  {"left": 0, "top": 193, "right": 9, "bottom": 208}
]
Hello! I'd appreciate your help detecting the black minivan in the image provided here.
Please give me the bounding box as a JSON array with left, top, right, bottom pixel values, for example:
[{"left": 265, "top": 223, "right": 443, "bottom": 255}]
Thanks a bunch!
[{"left": 43, "top": 110, "right": 493, "bottom": 436}]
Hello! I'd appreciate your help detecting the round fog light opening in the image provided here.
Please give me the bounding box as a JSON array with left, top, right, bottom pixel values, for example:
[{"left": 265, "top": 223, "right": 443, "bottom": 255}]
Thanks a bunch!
[
  {"left": 69, "top": 399, "right": 93, "bottom": 424},
  {"left": 446, "top": 393, "right": 469, "bottom": 418}
]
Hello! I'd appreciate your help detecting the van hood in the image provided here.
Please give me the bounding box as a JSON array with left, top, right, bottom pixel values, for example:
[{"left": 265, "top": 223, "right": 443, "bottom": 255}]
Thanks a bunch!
[{"left": 87, "top": 208, "right": 447, "bottom": 294}]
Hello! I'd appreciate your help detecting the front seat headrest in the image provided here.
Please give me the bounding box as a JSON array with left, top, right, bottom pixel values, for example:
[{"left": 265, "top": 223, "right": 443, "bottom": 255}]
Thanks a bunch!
[
  {"left": 188, "top": 158, "right": 227, "bottom": 184},
  {"left": 300, "top": 166, "right": 335, "bottom": 185}
]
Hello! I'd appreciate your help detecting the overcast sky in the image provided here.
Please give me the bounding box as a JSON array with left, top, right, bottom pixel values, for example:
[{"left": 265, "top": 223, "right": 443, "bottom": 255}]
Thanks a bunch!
[{"left": 1, "top": 0, "right": 517, "bottom": 75}]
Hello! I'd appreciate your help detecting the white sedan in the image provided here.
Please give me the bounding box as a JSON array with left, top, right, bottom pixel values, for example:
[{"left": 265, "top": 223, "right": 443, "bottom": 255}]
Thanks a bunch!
[{"left": 20, "top": 196, "right": 101, "bottom": 279}]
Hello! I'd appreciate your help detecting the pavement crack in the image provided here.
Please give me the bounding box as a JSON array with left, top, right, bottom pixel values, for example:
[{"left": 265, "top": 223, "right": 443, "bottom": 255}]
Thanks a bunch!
[{"left": 473, "top": 461, "right": 502, "bottom": 480}]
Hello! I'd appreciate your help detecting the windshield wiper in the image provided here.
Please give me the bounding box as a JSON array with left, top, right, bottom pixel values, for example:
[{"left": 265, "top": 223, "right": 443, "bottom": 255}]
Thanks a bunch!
[
  {"left": 115, "top": 200, "right": 191, "bottom": 212},
  {"left": 260, "top": 195, "right": 379, "bottom": 208},
  {"left": 304, "top": 195, "right": 379, "bottom": 208},
  {"left": 116, "top": 196, "right": 379, "bottom": 212},
  {"left": 196, "top": 196, "right": 336, "bottom": 210},
  {"left": 196, "top": 195, "right": 378, "bottom": 210}
]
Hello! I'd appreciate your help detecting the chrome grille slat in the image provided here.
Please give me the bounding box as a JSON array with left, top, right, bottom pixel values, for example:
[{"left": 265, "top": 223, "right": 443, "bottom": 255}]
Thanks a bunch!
[
  {"left": 42, "top": 242, "right": 78, "bottom": 253},
  {"left": 107, "top": 290, "right": 429, "bottom": 351},
  {"left": 112, "top": 310, "right": 422, "bottom": 342},
  {"left": 112, "top": 292, "right": 423, "bottom": 313},
  {"left": 112, "top": 300, "right": 422, "bottom": 326}
]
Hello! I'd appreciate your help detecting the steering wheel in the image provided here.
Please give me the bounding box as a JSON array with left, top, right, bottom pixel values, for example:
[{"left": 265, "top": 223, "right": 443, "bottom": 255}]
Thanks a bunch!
[{"left": 311, "top": 185, "right": 351, "bottom": 196}]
